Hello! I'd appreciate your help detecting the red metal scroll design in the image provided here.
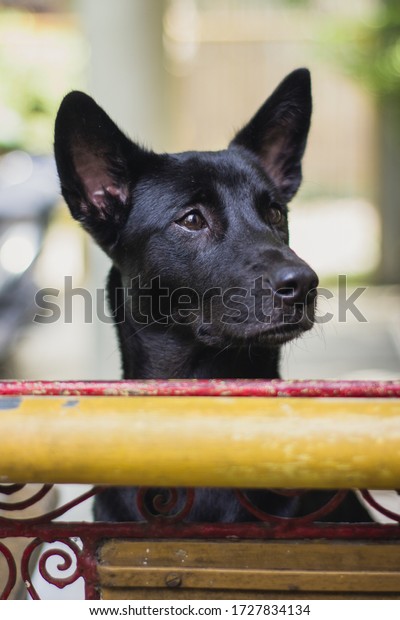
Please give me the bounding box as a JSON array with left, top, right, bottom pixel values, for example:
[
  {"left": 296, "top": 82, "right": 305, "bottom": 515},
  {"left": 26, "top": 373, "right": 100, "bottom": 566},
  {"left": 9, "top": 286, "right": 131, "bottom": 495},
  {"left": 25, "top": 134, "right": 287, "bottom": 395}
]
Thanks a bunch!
[
  {"left": 234, "top": 490, "right": 351, "bottom": 524},
  {"left": 0, "top": 484, "right": 98, "bottom": 599},
  {"left": 0, "top": 485, "right": 400, "bottom": 599},
  {"left": 0, "top": 486, "right": 101, "bottom": 525},
  {"left": 21, "top": 538, "right": 83, "bottom": 600},
  {"left": 360, "top": 490, "right": 400, "bottom": 522},
  {"left": 0, "top": 542, "right": 17, "bottom": 599},
  {"left": 0, "top": 484, "right": 53, "bottom": 513},
  {"left": 136, "top": 488, "right": 196, "bottom": 522}
]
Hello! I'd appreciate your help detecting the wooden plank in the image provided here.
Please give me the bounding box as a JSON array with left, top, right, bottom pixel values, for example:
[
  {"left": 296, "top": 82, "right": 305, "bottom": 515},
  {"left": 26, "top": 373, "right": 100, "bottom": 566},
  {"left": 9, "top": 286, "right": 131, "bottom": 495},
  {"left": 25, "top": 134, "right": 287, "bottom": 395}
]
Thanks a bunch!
[
  {"left": 98, "top": 565, "right": 400, "bottom": 592},
  {"left": 100, "top": 540, "right": 400, "bottom": 572},
  {"left": 98, "top": 540, "right": 400, "bottom": 596},
  {"left": 1, "top": 396, "right": 400, "bottom": 488},
  {"left": 101, "top": 587, "right": 400, "bottom": 600}
]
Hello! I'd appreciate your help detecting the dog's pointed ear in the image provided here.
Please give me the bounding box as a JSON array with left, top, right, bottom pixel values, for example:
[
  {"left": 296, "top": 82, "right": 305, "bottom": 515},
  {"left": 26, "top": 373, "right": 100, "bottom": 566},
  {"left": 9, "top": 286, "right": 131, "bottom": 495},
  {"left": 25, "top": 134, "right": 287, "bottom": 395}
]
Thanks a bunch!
[
  {"left": 54, "top": 91, "right": 149, "bottom": 252},
  {"left": 230, "top": 68, "right": 312, "bottom": 203}
]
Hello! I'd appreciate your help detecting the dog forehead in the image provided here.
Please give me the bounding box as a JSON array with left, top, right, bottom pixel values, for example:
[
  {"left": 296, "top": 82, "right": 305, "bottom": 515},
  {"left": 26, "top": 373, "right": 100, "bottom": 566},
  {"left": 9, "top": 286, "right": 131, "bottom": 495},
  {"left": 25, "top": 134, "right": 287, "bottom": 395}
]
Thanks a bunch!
[
  {"left": 172, "top": 148, "right": 268, "bottom": 189},
  {"left": 136, "top": 149, "right": 273, "bottom": 206}
]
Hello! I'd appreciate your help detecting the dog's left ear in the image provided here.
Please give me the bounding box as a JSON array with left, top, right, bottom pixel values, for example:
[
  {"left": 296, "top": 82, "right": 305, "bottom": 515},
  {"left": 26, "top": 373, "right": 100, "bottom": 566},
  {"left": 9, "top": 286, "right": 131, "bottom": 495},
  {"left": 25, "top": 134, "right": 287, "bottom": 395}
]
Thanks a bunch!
[
  {"left": 54, "top": 91, "right": 152, "bottom": 253},
  {"left": 231, "top": 68, "right": 312, "bottom": 203}
]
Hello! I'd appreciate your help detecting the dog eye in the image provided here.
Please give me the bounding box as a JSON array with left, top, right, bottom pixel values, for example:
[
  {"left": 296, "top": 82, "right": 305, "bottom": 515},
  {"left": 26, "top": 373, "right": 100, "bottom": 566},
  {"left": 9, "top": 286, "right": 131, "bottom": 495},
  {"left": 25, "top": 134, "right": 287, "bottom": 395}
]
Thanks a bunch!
[
  {"left": 267, "top": 204, "right": 284, "bottom": 226},
  {"left": 176, "top": 210, "right": 207, "bottom": 231}
]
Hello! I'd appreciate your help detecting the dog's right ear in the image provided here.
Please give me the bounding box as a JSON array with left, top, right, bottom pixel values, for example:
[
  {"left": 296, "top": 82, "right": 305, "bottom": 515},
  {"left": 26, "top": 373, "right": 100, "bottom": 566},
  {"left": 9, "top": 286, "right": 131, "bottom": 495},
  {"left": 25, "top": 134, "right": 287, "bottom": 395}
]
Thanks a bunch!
[
  {"left": 54, "top": 92, "right": 150, "bottom": 252},
  {"left": 230, "top": 68, "right": 312, "bottom": 203}
]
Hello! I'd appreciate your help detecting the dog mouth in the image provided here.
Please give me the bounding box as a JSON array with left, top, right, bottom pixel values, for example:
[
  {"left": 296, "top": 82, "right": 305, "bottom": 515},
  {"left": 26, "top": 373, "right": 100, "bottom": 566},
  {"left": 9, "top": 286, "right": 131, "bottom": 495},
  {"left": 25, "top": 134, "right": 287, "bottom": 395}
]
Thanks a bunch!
[
  {"left": 255, "top": 322, "right": 309, "bottom": 345},
  {"left": 196, "top": 313, "right": 315, "bottom": 347},
  {"left": 130, "top": 280, "right": 317, "bottom": 348},
  {"left": 192, "top": 284, "right": 317, "bottom": 347},
  {"left": 238, "top": 319, "right": 312, "bottom": 345}
]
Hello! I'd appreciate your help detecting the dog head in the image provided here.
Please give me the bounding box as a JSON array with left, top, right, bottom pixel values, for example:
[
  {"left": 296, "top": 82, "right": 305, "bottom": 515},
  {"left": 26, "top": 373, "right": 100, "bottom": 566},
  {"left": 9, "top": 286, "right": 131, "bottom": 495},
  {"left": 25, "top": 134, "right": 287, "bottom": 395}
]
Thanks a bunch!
[{"left": 54, "top": 68, "right": 318, "bottom": 348}]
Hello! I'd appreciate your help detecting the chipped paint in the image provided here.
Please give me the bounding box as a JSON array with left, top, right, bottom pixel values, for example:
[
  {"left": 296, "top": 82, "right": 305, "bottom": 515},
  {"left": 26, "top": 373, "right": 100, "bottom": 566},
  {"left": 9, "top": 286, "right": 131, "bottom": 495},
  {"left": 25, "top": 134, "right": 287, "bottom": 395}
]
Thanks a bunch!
[
  {"left": 1, "top": 379, "right": 400, "bottom": 398},
  {"left": 62, "top": 399, "right": 80, "bottom": 408},
  {"left": 0, "top": 397, "right": 21, "bottom": 410}
]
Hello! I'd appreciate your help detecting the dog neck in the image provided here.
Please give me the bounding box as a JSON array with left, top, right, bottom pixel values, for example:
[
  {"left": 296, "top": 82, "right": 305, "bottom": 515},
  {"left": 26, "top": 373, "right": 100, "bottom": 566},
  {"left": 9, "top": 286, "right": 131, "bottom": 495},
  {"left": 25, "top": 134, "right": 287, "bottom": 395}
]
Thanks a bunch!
[{"left": 118, "top": 319, "right": 280, "bottom": 379}]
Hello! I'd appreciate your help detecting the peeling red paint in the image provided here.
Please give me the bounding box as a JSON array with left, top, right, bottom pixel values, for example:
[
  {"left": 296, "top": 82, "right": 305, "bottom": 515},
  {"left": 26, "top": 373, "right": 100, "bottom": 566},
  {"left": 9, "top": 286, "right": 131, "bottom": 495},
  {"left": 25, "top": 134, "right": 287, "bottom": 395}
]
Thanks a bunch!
[{"left": 1, "top": 379, "right": 400, "bottom": 397}]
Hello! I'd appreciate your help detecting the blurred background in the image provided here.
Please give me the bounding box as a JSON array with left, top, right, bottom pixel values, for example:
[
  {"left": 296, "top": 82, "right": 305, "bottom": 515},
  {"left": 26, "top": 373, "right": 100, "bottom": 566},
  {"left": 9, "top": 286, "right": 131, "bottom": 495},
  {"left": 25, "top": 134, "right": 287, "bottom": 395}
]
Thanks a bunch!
[{"left": 0, "top": 0, "right": 399, "bottom": 380}]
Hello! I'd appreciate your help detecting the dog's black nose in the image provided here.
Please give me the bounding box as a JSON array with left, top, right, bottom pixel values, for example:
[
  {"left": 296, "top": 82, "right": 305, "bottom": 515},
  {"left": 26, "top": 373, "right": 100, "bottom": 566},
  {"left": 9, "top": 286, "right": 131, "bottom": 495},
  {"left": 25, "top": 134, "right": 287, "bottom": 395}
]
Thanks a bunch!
[{"left": 272, "top": 265, "right": 319, "bottom": 304}]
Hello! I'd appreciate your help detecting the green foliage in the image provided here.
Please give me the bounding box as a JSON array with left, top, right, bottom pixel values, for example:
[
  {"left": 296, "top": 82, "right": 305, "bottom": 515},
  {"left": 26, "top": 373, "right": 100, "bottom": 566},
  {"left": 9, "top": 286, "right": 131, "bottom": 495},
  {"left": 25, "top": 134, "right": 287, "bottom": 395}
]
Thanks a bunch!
[
  {"left": 0, "top": 9, "right": 86, "bottom": 153},
  {"left": 323, "top": 2, "right": 400, "bottom": 100}
]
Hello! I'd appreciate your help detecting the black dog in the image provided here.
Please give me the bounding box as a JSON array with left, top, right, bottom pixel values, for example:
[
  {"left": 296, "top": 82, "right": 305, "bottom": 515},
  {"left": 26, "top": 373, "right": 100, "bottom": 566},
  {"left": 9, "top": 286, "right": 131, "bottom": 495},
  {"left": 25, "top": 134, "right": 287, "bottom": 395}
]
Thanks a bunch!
[{"left": 54, "top": 69, "right": 348, "bottom": 522}]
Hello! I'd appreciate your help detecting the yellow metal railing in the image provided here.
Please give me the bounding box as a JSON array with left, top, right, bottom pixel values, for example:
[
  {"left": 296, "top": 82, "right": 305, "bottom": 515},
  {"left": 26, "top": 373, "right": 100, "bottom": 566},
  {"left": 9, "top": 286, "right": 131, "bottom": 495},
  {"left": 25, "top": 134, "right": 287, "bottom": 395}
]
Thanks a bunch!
[{"left": 1, "top": 395, "right": 400, "bottom": 489}]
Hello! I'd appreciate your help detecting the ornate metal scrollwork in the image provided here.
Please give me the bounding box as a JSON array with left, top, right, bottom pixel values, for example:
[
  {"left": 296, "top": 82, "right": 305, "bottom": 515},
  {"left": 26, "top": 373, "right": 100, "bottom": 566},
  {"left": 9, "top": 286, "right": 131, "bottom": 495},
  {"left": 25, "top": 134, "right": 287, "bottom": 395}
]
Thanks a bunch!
[
  {"left": 21, "top": 538, "right": 83, "bottom": 600},
  {"left": 360, "top": 490, "right": 400, "bottom": 522},
  {"left": 0, "top": 542, "right": 17, "bottom": 599},
  {"left": 0, "top": 485, "right": 101, "bottom": 524},
  {"left": 136, "top": 487, "right": 195, "bottom": 522},
  {"left": 0, "top": 484, "right": 96, "bottom": 600},
  {"left": 235, "top": 489, "right": 351, "bottom": 523},
  {"left": 1, "top": 484, "right": 400, "bottom": 600},
  {"left": 0, "top": 484, "right": 53, "bottom": 514}
]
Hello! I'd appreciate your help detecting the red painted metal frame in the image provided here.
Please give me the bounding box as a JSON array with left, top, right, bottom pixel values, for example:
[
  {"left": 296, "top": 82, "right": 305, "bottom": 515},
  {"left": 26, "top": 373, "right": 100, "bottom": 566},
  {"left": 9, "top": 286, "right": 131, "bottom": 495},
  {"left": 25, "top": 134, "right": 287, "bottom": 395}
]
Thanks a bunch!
[
  {"left": 1, "top": 378, "right": 400, "bottom": 397},
  {"left": 1, "top": 379, "right": 400, "bottom": 600}
]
